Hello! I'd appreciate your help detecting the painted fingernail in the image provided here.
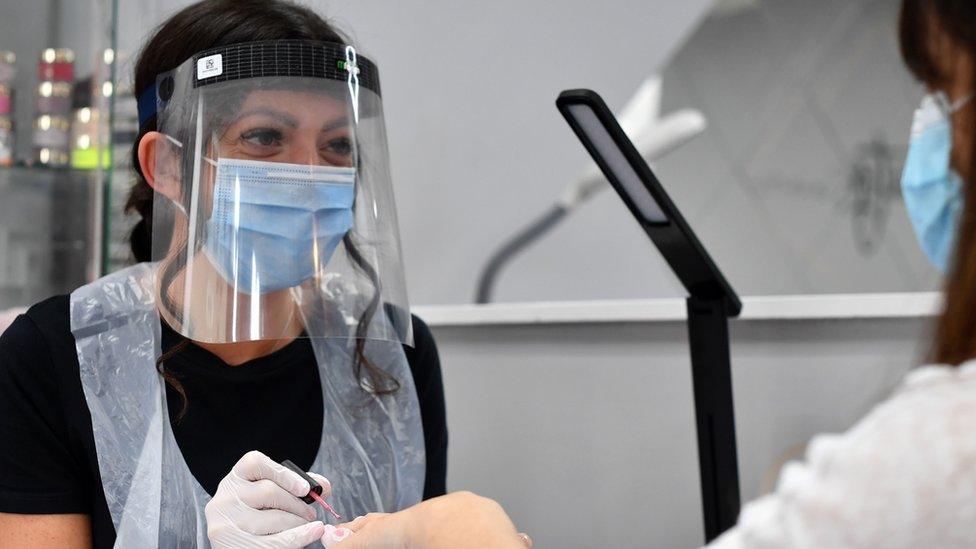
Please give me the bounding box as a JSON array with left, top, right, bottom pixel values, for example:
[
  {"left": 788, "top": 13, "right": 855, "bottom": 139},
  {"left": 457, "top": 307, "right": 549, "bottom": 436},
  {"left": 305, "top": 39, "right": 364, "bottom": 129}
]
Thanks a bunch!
[
  {"left": 331, "top": 527, "right": 352, "bottom": 542},
  {"left": 306, "top": 507, "right": 317, "bottom": 521},
  {"left": 320, "top": 524, "right": 350, "bottom": 548}
]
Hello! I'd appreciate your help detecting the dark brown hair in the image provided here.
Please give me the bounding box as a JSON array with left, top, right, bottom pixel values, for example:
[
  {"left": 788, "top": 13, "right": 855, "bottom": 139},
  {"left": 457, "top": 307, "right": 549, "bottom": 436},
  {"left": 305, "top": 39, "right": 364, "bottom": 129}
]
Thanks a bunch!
[
  {"left": 900, "top": 0, "right": 976, "bottom": 365},
  {"left": 125, "top": 0, "right": 399, "bottom": 415}
]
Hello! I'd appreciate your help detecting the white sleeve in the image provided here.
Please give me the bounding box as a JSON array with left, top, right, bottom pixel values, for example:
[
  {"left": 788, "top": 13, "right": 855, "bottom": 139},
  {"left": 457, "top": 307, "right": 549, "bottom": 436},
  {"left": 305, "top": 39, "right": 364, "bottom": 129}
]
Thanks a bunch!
[{"left": 708, "top": 365, "right": 976, "bottom": 549}]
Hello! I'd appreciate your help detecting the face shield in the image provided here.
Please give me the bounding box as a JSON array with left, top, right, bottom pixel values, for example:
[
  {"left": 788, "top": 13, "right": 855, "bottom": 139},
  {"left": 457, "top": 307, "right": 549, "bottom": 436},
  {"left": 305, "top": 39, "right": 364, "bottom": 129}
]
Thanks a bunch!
[{"left": 150, "top": 40, "right": 412, "bottom": 345}]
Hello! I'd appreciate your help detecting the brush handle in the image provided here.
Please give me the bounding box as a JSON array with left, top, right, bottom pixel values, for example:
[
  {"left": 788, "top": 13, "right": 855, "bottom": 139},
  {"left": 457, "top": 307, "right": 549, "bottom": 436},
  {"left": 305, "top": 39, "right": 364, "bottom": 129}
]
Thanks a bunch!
[{"left": 280, "top": 459, "right": 323, "bottom": 504}]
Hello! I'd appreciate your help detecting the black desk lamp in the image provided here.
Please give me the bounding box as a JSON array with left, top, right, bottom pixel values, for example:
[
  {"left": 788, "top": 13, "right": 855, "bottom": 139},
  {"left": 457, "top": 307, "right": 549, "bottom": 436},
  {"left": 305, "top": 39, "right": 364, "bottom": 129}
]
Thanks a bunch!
[{"left": 556, "top": 89, "right": 742, "bottom": 542}]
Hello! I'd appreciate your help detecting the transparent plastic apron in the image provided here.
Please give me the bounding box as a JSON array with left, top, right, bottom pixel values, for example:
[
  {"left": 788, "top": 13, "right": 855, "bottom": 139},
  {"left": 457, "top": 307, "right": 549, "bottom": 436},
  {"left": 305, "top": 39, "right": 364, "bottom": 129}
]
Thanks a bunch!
[{"left": 70, "top": 263, "right": 425, "bottom": 547}]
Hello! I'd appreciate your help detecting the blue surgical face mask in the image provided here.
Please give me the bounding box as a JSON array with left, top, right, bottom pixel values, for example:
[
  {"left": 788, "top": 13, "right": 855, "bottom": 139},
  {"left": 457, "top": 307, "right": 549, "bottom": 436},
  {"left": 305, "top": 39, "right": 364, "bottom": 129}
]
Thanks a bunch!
[
  {"left": 203, "top": 157, "right": 356, "bottom": 294},
  {"left": 901, "top": 91, "right": 971, "bottom": 272}
]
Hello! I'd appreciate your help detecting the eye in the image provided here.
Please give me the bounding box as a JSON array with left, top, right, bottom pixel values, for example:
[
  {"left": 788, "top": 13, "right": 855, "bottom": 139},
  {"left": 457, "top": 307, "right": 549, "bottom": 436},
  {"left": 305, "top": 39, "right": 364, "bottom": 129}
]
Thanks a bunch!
[
  {"left": 323, "top": 136, "right": 353, "bottom": 157},
  {"left": 241, "top": 128, "right": 283, "bottom": 148}
]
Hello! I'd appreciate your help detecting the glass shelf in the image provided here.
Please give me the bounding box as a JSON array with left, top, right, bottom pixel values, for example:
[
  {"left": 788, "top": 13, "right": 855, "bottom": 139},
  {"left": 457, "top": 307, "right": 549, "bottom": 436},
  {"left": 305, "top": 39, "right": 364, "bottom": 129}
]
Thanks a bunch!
[
  {"left": 0, "top": 166, "right": 98, "bottom": 307},
  {"left": 0, "top": 0, "right": 120, "bottom": 309}
]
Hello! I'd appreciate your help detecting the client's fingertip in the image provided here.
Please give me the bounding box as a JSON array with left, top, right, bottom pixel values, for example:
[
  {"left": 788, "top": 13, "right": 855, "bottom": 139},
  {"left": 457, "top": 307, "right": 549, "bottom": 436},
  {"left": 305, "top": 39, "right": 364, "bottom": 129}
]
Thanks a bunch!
[
  {"left": 341, "top": 515, "right": 364, "bottom": 527},
  {"left": 321, "top": 524, "right": 353, "bottom": 547}
]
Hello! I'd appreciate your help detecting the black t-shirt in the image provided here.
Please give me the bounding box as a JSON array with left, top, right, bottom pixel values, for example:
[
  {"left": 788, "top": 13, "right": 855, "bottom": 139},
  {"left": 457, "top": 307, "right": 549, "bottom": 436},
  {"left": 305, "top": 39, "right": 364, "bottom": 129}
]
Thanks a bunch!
[{"left": 0, "top": 295, "right": 447, "bottom": 548}]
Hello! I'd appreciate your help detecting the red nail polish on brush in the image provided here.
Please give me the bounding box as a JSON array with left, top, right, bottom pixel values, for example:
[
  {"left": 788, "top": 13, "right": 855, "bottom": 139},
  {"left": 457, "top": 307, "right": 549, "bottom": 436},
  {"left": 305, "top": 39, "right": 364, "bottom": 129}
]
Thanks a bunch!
[{"left": 281, "top": 459, "right": 343, "bottom": 520}]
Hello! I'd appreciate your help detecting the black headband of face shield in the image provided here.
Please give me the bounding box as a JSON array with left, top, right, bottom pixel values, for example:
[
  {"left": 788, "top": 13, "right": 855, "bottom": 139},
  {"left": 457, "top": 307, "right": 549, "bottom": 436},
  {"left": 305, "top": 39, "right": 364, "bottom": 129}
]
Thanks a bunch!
[{"left": 138, "top": 40, "right": 381, "bottom": 127}]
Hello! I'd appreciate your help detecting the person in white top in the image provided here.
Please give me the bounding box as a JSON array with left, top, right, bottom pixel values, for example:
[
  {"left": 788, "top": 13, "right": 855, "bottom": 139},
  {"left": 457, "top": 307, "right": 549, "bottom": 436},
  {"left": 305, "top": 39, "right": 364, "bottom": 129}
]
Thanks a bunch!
[
  {"left": 316, "top": 0, "right": 976, "bottom": 547},
  {"left": 707, "top": 1, "right": 976, "bottom": 546}
]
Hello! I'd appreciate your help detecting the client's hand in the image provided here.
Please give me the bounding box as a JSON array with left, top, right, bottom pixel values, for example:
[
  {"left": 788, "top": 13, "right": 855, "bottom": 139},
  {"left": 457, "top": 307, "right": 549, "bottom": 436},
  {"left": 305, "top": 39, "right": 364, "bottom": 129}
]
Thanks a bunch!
[
  {"left": 320, "top": 491, "right": 531, "bottom": 549},
  {"left": 206, "top": 450, "right": 329, "bottom": 548}
]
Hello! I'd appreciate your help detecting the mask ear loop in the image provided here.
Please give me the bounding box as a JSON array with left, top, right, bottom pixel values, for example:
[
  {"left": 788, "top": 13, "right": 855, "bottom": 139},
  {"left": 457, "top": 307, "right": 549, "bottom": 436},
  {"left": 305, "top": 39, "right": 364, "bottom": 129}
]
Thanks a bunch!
[
  {"left": 949, "top": 92, "right": 975, "bottom": 113},
  {"left": 200, "top": 127, "right": 220, "bottom": 168},
  {"left": 208, "top": 128, "right": 221, "bottom": 167},
  {"left": 163, "top": 134, "right": 183, "bottom": 148},
  {"left": 932, "top": 90, "right": 976, "bottom": 118},
  {"left": 155, "top": 134, "right": 190, "bottom": 217}
]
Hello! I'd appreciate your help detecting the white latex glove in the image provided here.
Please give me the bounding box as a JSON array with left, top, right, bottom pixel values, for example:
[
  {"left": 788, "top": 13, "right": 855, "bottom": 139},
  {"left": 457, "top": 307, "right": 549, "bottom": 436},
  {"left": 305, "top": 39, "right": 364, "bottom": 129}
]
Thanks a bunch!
[{"left": 206, "top": 450, "right": 330, "bottom": 548}]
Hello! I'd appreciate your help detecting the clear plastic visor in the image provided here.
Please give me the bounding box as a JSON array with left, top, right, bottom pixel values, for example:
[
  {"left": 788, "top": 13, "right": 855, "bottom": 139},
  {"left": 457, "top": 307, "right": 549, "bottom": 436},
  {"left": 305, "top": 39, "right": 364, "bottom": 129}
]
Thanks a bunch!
[{"left": 150, "top": 53, "right": 411, "bottom": 345}]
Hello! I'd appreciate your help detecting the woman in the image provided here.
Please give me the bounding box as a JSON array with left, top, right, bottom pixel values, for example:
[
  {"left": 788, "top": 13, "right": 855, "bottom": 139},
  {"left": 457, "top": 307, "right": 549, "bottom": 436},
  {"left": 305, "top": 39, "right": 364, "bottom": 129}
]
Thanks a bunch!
[
  {"left": 0, "top": 1, "right": 447, "bottom": 547},
  {"left": 319, "top": 0, "right": 976, "bottom": 547},
  {"left": 704, "top": 1, "right": 976, "bottom": 544}
]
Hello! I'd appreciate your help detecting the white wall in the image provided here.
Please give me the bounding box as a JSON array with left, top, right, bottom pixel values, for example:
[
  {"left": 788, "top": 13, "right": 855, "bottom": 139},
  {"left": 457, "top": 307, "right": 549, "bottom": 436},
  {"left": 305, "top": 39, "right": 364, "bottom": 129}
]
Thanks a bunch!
[{"left": 432, "top": 313, "right": 929, "bottom": 547}]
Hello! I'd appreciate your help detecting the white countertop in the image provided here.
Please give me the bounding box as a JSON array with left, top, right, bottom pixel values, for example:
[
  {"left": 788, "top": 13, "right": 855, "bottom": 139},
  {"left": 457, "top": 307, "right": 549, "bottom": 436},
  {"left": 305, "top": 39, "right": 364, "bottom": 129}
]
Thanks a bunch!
[{"left": 412, "top": 292, "right": 942, "bottom": 327}]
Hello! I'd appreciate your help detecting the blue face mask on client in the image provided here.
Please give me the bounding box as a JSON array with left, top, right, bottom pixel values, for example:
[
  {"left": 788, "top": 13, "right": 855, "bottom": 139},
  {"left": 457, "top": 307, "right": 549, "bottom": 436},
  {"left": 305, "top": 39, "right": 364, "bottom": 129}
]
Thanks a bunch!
[
  {"left": 203, "top": 157, "right": 356, "bottom": 294},
  {"left": 901, "top": 91, "right": 972, "bottom": 272}
]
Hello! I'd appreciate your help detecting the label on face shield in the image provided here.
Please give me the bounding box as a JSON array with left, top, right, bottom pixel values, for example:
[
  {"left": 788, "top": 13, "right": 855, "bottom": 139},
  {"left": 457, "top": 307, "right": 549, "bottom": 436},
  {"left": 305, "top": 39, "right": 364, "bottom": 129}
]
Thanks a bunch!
[{"left": 197, "top": 54, "right": 223, "bottom": 80}]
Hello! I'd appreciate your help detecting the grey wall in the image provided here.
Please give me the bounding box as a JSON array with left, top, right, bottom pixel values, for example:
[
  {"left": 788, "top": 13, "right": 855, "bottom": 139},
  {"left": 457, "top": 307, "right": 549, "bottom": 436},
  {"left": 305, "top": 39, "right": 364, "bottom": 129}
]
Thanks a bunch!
[
  {"left": 433, "top": 314, "right": 930, "bottom": 547},
  {"left": 31, "top": 0, "right": 936, "bottom": 306},
  {"left": 314, "top": 0, "right": 715, "bottom": 305},
  {"left": 103, "top": 0, "right": 715, "bottom": 302},
  {"left": 307, "top": 0, "right": 935, "bottom": 305},
  {"left": 653, "top": 0, "right": 938, "bottom": 299}
]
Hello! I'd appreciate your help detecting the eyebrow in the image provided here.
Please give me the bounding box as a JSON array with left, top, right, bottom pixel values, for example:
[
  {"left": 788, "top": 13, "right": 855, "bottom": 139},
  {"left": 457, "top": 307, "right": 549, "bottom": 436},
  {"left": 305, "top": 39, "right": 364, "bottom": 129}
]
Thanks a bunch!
[
  {"left": 234, "top": 108, "right": 299, "bottom": 128},
  {"left": 322, "top": 117, "right": 350, "bottom": 133},
  {"left": 232, "top": 109, "right": 351, "bottom": 134}
]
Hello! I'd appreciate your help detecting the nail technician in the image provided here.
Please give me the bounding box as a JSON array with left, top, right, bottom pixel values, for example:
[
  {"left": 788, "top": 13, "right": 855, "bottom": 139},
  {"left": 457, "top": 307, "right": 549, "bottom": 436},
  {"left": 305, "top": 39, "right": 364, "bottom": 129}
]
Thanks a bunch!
[{"left": 0, "top": 1, "right": 447, "bottom": 547}]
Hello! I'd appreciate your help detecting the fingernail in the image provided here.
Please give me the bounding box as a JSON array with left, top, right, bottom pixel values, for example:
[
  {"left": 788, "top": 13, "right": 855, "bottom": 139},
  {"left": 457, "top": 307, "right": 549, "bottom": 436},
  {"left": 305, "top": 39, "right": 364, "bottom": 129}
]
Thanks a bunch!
[
  {"left": 322, "top": 524, "right": 351, "bottom": 547},
  {"left": 306, "top": 507, "right": 317, "bottom": 521}
]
